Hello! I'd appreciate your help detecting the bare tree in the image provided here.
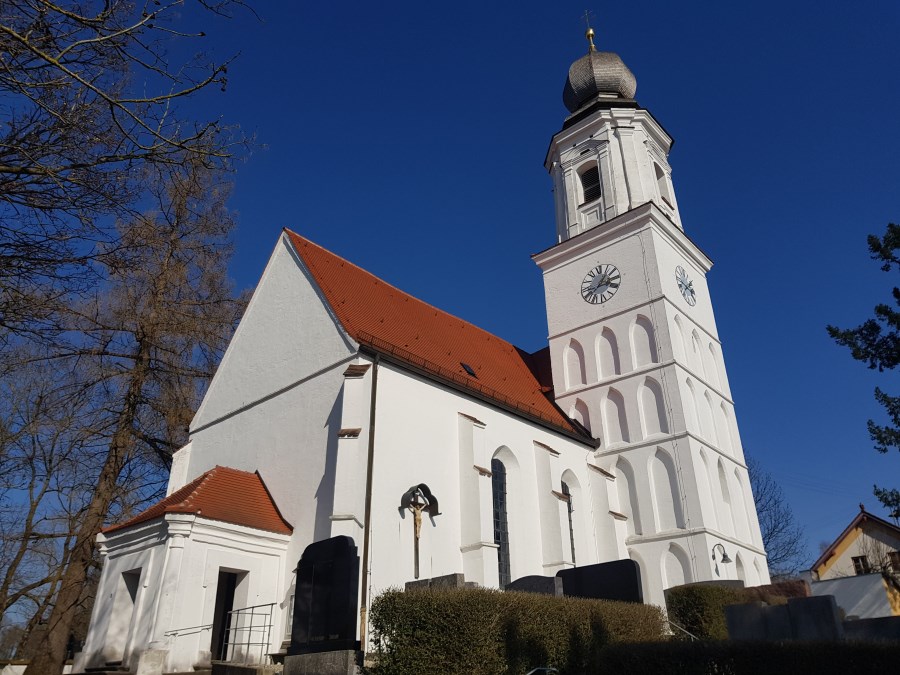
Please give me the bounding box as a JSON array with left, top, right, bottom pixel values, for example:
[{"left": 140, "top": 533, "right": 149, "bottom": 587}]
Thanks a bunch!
[
  {"left": 0, "top": 0, "right": 245, "bottom": 341},
  {"left": 747, "top": 456, "right": 809, "bottom": 579},
  {"left": 22, "top": 157, "right": 245, "bottom": 674},
  {"left": 0, "top": 356, "right": 97, "bottom": 625}
]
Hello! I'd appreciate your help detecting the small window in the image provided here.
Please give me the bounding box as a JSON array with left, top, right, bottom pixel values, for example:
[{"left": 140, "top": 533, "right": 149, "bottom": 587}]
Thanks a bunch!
[
  {"left": 889, "top": 551, "right": 900, "bottom": 571},
  {"left": 461, "top": 362, "right": 477, "bottom": 378},
  {"left": 580, "top": 166, "right": 602, "bottom": 205},
  {"left": 852, "top": 555, "right": 871, "bottom": 575}
]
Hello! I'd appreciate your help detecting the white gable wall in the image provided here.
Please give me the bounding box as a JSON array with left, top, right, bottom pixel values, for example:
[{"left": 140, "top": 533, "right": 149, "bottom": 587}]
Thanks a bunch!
[{"left": 191, "top": 233, "right": 356, "bottom": 433}]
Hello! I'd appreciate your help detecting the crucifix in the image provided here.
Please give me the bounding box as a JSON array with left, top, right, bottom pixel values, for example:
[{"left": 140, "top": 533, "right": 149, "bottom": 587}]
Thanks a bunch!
[{"left": 399, "top": 483, "right": 440, "bottom": 579}]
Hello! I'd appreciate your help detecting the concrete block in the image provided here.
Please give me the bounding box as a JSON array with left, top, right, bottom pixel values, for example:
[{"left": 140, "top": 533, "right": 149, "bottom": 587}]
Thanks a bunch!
[
  {"left": 283, "top": 650, "right": 360, "bottom": 675},
  {"left": 212, "top": 663, "right": 282, "bottom": 675},
  {"left": 135, "top": 649, "right": 168, "bottom": 675}
]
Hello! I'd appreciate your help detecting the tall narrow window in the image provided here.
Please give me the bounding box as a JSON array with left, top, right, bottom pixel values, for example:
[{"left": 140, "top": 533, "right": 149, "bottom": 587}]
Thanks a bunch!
[
  {"left": 491, "top": 458, "right": 511, "bottom": 587},
  {"left": 562, "top": 481, "right": 576, "bottom": 565},
  {"left": 580, "top": 166, "right": 602, "bottom": 205}
]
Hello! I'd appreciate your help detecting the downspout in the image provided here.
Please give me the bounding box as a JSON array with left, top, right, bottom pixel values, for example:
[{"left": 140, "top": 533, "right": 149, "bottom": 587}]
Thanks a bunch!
[{"left": 358, "top": 353, "right": 379, "bottom": 651}]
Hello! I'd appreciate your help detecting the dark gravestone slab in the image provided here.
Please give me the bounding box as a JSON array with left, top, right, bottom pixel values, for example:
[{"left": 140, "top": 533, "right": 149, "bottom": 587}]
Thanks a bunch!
[
  {"left": 289, "top": 536, "right": 360, "bottom": 655},
  {"left": 556, "top": 560, "right": 643, "bottom": 603},
  {"left": 787, "top": 595, "right": 844, "bottom": 641},
  {"left": 505, "top": 575, "right": 564, "bottom": 596}
]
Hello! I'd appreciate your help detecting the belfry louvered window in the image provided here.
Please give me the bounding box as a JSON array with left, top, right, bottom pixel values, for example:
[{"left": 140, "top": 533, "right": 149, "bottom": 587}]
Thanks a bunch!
[{"left": 580, "top": 166, "right": 602, "bottom": 205}]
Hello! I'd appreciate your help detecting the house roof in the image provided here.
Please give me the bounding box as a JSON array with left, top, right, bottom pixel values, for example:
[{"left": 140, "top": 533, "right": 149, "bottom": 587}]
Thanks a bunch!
[
  {"left": 811, "top": 504, "right": 900, "bottom": 572},
  {"left": 284, "top": 230, "right": 586, "bottom": 439},
  {"left": 103, "top": 466, "right": 293, "bottom": 535}
]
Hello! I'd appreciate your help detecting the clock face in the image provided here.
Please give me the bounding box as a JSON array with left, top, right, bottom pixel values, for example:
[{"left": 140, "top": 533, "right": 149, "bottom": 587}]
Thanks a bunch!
[
  {"left": 581, "top": 264, "right": 621, "bottom": 304},
  {"left": 675, "top": 265, "right": 696, "bottom": 306}
]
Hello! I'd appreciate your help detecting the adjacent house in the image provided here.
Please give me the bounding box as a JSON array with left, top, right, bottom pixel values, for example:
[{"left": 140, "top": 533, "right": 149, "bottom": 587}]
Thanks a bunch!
[{"left": 810, "top": 504, "right": 900, "bottom": 618}]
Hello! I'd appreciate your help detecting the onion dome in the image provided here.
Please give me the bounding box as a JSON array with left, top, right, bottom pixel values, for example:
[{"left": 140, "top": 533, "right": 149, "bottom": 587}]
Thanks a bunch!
[{"left": 563, "top": 28, "right": 637, "bottom": 113}]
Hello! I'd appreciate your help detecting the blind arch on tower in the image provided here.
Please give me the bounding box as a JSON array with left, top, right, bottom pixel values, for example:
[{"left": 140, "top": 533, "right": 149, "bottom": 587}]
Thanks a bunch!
[
  {"left": 717, "top": 458, "right": 735, "bottom": 536},
  {"left": 616, "top": 458, "right": 642, "bottom": 536},
  {"left": 596, "top": 328, "right": 621, "bottom": 379},
  {"left": 632, "top": 315, "right": 658, "bottom": 368},
  {"left": 639, "top": 377, "right": 669, "bottom": 438},
  {"left": 603, "top": 388, "right": 629, "bottom": 444},
  {"left": 650, "top": 448, "right": 684, "bottom": 532},
  {"left": 565, "top": 339, "right": 587, "bottom": 389},
  {"left": 570, "top": 399, "right": 591, "bottom": 434},
  {"left": 662, "top": 543, "right": 692, "bottom": 590}
]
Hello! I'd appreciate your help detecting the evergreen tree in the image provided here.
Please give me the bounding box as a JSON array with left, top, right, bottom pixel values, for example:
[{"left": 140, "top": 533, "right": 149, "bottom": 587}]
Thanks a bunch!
[{"left": 827, "top": 223, "right": 900, "bottom": 520}]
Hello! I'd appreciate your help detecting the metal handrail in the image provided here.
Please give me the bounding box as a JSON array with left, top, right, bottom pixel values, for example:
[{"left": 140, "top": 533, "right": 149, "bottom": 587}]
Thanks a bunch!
[
  {"left": 667, "top": 618, "right": 699, "bottom": 641},
  {"left": 164, "top": 622, "right": 213, "bottom": 637},
  {"left": 221, "top": 602, "right": 275, "bottom": 664},
  {"left": 526, "top": 668, "right": 559, "bottom": 674}
]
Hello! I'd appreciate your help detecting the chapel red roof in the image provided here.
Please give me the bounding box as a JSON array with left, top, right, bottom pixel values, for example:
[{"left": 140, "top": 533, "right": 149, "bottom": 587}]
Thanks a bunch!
[
  {"left": 103, "top": 466, "right": 292, "bottom": 535},
  {"left": 285, "top": 230, "right": 585, "bottom": 438}
]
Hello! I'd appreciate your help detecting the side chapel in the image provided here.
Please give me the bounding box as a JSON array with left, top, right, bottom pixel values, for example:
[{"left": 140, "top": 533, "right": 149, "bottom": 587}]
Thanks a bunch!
[{"left": 79, "top": 28, "right": 769, "bottom": 672}]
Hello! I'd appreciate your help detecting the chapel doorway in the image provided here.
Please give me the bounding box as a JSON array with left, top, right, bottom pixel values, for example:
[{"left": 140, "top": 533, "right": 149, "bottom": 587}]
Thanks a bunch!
[
  {"left": 210, "top": 569, "right": 247, "bottom": 660},
  {"left": 106, "top": 568, "right": 141, "bottom": 662}
]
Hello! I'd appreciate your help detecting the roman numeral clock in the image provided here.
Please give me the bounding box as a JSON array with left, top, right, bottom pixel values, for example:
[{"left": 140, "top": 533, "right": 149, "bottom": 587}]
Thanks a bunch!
[{"left": 580, "top": 263, "right": 621, "bottom": 304}]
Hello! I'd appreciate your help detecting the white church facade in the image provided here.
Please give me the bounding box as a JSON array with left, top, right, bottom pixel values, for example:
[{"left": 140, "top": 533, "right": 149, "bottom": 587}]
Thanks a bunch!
[{"left": 78, "top": 31, "right": 768, "bottom": 673}]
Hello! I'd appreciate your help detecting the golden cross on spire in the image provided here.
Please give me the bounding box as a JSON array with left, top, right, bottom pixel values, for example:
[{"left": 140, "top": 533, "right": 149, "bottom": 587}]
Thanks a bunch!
[{"left": 582, "top": 9, "right": 597, "bottom": 52}]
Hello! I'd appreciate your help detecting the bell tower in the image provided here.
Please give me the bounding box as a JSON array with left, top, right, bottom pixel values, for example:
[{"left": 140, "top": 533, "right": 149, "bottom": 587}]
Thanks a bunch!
[
  {"left": 534, "top": 28, "right": 769, "bottom": 603},
  {"left": 548, "top": 26, "right": 682, "bottom": 243}
]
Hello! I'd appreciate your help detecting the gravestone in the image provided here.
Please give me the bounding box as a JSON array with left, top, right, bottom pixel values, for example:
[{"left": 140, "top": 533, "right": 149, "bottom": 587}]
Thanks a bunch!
[
  {"left": 505, "top": 575, "right": 564, "bottom": 596},
  {"left": 288, "top": 536, "right": 360, "bottom": 655},
  {"left": 556, "top": 560, "right": 643, "bottom": 603}
]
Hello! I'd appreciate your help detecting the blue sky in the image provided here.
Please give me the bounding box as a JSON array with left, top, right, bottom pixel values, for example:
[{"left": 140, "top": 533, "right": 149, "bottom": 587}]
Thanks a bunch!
[{"left": 184, "top": 1, "right": 900, "bottom": 563}]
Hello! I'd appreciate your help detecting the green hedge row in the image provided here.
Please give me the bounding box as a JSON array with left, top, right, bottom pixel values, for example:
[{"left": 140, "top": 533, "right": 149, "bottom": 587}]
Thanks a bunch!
[
  {"left": 666, "top": 584, "right": 788, "bottom": 640},
  {"left": 600, "top": 640, "right": 900, "bottom": 675},
  {"left": 365, "top": 587, "right": 666, "bottom": 675}
]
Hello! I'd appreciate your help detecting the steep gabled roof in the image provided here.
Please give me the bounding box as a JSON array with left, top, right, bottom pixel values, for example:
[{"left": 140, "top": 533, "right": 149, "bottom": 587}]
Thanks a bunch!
[
  {"left": 285, "top": 230, "right": 586, "bottom": 439},
  {"left": 103, "top": 466, "right": 292, "bottom": 535},
  {"left": 811, "top": 505, "right": 900, "bottom": 573}
]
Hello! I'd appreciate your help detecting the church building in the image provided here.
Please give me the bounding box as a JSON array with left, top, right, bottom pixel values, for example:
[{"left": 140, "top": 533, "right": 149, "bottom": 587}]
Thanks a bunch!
[{"left": 78, "top": 29, "right": 768, "bottom": 673}]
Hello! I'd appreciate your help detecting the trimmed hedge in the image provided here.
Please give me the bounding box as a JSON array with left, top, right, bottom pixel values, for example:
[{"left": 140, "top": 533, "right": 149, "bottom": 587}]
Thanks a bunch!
[
  {"left": 666, "top": 584, "right": 787, "bottom": 640},
  {"left": 599, "top": 640, "right": 900, "bottom": 675},
  {"left": 365, "top": 587, "right": 666, "bottom": 675}
]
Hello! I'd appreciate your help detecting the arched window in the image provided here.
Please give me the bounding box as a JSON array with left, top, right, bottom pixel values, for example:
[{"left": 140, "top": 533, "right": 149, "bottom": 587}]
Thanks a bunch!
[
  {"left": 491, "top": 458, "right": 511, "bottom": 587},
  {"left": 561, "top": 480, "right": 577, "bottom": 566},
  {"left": 580, "top": 166, "right": 602, "bottom": 205}
]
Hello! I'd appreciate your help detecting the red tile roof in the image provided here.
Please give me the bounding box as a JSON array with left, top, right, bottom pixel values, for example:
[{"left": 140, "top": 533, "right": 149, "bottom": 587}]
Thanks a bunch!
[
  {"left": 103, "top": 466, "right": 292, "bottom": 535},
  {"left": 285, "top": 230, "right": 586, "bottom": 438}
]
